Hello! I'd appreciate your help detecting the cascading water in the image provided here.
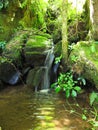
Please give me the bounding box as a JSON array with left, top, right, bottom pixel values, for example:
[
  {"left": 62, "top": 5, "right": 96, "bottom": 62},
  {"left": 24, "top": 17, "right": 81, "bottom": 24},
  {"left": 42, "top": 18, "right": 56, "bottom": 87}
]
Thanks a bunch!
[{"left": 41, "top": 45, "right": 54, "bottom": 90}]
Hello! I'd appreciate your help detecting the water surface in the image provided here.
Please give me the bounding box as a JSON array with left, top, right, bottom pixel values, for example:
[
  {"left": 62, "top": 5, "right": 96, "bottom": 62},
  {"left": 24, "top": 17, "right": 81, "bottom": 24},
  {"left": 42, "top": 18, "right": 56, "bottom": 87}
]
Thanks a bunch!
[{"left": 0, "top": 86, "right": 91, "bottom": 130}]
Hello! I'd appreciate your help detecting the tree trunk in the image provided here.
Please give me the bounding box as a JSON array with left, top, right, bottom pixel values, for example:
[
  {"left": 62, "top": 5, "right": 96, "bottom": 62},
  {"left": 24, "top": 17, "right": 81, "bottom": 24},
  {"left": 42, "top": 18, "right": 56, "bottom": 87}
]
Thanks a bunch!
[{"left": 62, "top": 0, "right": 68, "bottom": 67}]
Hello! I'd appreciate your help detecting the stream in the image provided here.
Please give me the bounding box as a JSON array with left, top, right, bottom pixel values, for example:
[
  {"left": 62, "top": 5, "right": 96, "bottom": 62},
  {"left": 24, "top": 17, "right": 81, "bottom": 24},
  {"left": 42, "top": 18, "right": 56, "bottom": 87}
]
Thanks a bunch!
[{"left": 0, "top": 85, "right": 91, "bottom": 130}]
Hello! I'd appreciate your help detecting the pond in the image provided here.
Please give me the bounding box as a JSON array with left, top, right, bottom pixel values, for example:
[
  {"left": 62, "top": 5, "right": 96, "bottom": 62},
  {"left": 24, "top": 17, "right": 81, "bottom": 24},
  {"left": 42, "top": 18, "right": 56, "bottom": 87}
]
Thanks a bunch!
[{"left": 0, "top": 85, "right": 91, "bottom": 130}]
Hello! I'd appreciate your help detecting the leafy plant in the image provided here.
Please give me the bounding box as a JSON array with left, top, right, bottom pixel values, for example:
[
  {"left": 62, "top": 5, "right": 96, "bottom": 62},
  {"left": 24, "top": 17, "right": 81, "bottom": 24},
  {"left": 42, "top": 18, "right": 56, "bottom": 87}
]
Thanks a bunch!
[
  {"left": 82, "top": 114, "right": 87, "bottom": 120},
  {"left": 54, "top": 55, "right": 62, "bottom": 64},
  {"left": 0, "top": 41, "right": 6, "bottom": 53},
  {"left": 51, "top": 71, "right": 81, "bottom": 98},
  {"left": 89, "top": 92, "right": 98, "bottom": 106},
  {"left": 70, "top": 55, "right": 78, "bottom": 63},
  {"left": 90, "top": 44, "right": 96, "bottom": 53}
]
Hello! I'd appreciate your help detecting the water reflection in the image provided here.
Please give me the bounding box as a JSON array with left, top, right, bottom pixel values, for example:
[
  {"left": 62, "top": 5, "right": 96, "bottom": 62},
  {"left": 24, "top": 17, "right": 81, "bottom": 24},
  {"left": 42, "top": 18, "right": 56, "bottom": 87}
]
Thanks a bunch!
[{"left": 0, "top": 86, "right": 90, "bottom": 130}]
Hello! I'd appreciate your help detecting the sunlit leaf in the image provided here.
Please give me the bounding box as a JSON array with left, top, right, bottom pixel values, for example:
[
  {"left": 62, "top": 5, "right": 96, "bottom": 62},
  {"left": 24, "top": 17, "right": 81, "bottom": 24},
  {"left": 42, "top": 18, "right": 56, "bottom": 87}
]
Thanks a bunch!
[
  {"left": 70, "top": 110, "right": 75, "bottom": 114},
  {"left": 66, "top": 90, "right": 70, "bottom": 98},
  {"left": 71, "top": 90, "right": 77, "bottom": 97},
  {"left": 93, "top": 121, "right": 98, "bottom": 127},
  {"left": 90, "top": 45, "right": 96, "bottom": 53},
  {"left": 55, "top": 86, "right": 61, "bottom": 93},
  {"left": 51, "top": 82, "right": 57, "bottom": 88},
  {"left": 82, "top": 78, "right": 86, "bottom": 85},
  {"left": 89, "top": 92, "right": 98, "bottom": 106},
  {"left": 82, "top": 114, "right": 87, "bottom": 120},
  {"left": 74, "top": 86, "right": 81, "bottom": 92}
]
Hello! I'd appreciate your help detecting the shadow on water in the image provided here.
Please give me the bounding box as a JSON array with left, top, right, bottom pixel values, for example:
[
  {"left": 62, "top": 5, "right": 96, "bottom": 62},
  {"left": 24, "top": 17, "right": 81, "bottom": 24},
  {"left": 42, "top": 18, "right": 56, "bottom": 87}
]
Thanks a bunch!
[{"left": 0, "top": 85, "right": 91, "bottom": 130}]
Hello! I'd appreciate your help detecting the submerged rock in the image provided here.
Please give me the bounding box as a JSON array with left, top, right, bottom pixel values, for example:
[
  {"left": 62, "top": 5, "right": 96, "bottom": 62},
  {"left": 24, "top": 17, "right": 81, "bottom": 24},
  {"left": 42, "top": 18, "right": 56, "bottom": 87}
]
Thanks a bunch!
[{"left": 69, "top": 41, "right": 98, "bottom": 89}]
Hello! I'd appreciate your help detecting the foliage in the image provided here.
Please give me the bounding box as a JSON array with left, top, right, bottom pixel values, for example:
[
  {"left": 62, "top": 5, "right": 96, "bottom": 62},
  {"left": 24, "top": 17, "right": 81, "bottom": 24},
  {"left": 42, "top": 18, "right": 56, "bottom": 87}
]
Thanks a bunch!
[
  {"left": 90, "top": 44, "right": 96, "bottom": 53},
  {"left": 70, "top": 55, "right": 78, "bottom": 63},
  {"left": 0, "top": 41, "right": 6, "bottom": 53},
  {"left": 19, "top": 0, "right": 47, "bottom": 29},
  {"left": 0, "top": 56, "right": 10, "bottom": 64},
  {"left": 89, "top": 92, "right": 98, "bottom": 106},
  {"left": 54, "top": 55, "right": 62, "bottom": 64},
  {"left": 51, "top": 71, "right": 81, "bottom": 98},
  {"left": 0, "top": 0, "right": 9, "bottom": 10}
]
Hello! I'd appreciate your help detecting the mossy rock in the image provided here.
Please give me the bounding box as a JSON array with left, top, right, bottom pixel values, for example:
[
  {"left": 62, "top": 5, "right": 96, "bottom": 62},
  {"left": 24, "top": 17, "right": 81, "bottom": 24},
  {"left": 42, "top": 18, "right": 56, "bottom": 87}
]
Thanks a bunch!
[
  {"left": 24, "top": 35, "right": 52, "bottom": 66},
  {"left": 2, "top": 30, "right": 29, "bottom": 67},
  {"left": 68, "top": 41, "right": 98, "bottom": 89}
]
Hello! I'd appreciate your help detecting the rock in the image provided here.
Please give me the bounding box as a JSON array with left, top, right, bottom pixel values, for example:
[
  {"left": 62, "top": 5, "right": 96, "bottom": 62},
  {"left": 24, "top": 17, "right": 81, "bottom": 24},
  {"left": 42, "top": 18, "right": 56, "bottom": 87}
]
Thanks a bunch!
[
  {"left": 2, "top": 31, "right": 27, "bottom": 67},
  {"left": 0, "top": 80, "right": 4, "bottom": 90},
  {"left": 3, "top": 30, "right": 52, "bottom": 68},
  {"left": 0, "top": 58, "right": 20, "bottom": 85},
  {"left": 68, "top": 41, "right": 98, "bottom": 89},
  {"left": 24, "top": 35, "right": 52, "bottom": 66},
  {"left": 26, "top": 67, "right": 45, "bottom": 90}
]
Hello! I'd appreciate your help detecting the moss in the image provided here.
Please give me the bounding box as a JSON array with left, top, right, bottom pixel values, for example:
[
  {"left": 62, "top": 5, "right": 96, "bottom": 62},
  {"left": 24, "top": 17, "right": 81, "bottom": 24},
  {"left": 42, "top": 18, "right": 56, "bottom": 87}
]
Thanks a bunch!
[
  {"left": 26, "top": 35, "right": 51, "bottom": 48},
  {"left": 25, "top": 51, "right": 44, "bottom": 55},
  {"left": 70, "top": 41, "right": 98, "bottom": 89}
]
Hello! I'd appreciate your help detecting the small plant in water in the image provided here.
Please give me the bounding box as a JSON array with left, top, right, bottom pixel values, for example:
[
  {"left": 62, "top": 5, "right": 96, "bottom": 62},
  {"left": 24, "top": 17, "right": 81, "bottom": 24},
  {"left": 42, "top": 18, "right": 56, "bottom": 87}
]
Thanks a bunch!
[{"left": 51, "top": 71, "right": 81, "bottom": 98}]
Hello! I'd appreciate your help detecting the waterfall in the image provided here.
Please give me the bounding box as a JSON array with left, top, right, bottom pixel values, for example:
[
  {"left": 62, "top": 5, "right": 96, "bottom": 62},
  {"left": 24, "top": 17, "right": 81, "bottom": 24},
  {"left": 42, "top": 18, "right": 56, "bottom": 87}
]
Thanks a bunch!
[{"left": 41, "top": 46, "right": 54, "bottom": 90}]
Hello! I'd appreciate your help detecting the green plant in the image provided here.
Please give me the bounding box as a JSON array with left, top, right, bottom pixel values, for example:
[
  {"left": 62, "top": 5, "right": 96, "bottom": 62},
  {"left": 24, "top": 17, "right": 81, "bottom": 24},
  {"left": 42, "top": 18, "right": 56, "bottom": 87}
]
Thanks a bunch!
[
  {"left": 51, "top": 71, "right": 81, "bottom": 98},
  {"left": 89, "top": 92, "right": 98, "bottom": 106},
  {"left": 54, "top": 55, "right": 62, "bottom": 64},
  {"left": 70, "top": 55, "right": 78, "bottom": 63},
  {"left": 90, "top": 44, "right": 96, "bottom": 53},
  {"left": 0, "top": 41, "right": 6, "bottom": 53},
  {"left": 0, "top": 0, "right": 9, "bottom": 10}
]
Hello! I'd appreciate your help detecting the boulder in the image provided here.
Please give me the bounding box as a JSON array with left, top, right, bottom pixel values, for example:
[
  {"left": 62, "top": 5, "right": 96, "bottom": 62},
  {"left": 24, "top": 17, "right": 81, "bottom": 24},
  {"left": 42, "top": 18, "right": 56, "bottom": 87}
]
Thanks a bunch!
[
  {"left": 24, "top": 35, "right": 52, "bottom": 66},
  {"left": 2, "top": 30, "right": 29, "bottom": 67},
  {"left": 68, "top": 41, "right": 98, "bottom": 89},
  {"left": 26, "top": 67, "right": 45, "bottom": 90},
  {"left": 3, "top": 30, "right": 52, "bottom": 68},
  {"left": 1, "top": 29, "right": 53, "bottom": 87},
  {"left": 0, "top": 57, "right": 21, "bottom": 85}
]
